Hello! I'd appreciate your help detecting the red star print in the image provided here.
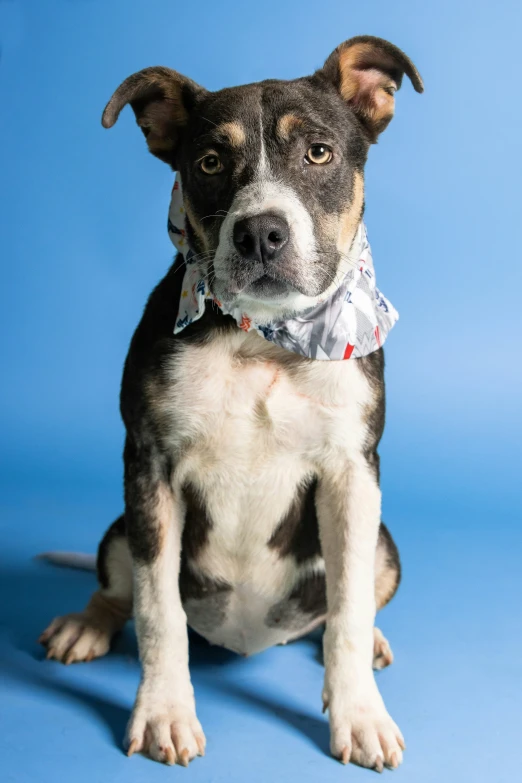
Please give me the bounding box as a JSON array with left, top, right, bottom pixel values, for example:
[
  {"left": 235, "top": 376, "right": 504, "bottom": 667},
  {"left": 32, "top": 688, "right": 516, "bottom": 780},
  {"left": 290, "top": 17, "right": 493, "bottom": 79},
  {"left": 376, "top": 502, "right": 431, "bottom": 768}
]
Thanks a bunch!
[{"left": 239, "top": 314, "right": 251, "bottom": 332}]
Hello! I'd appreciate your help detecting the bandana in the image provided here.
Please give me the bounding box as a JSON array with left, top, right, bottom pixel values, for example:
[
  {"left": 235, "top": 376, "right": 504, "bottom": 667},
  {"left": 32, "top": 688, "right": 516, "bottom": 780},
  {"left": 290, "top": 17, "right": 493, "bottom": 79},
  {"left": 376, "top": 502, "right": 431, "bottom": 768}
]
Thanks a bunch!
[{"left": 168, "top": 174, "right": 398, "bottom": 360}]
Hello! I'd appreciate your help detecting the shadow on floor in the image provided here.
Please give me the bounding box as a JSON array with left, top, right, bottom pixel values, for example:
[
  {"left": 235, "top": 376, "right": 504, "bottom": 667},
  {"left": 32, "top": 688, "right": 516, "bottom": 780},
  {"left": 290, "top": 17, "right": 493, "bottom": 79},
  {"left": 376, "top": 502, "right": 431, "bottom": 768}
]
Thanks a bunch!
[{"left": 0, "top": 560, "right": 329, "bottom": 757}]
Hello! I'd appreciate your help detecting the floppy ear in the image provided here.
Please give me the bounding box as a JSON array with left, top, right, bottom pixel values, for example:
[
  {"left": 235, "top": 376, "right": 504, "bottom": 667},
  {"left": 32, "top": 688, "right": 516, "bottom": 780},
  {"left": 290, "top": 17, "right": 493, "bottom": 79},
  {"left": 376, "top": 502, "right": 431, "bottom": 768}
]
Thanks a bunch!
[
  {"left": 101, "top": 67, "right": 207, "bottom": 165},
  {"left": 319, "top": 36, "right": 423, "bottom": 141}
]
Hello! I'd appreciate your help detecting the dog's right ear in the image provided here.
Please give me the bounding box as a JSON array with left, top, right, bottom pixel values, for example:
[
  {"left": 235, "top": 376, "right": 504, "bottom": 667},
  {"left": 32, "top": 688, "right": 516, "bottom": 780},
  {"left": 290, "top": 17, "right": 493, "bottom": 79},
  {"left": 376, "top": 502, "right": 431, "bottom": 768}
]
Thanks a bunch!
[{"left": 101, "top": 67, "right": 207, "bottom": 167}]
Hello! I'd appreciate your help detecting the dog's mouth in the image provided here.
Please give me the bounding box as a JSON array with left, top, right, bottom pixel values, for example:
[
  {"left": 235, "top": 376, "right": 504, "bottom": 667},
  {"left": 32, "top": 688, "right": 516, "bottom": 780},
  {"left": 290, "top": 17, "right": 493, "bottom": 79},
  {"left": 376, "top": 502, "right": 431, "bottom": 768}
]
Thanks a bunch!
[
  {"left": 244, "top": 274, "right": 290, "bottom": 300},
  {"left": 213, "top": 261, "right": 297, "bottom": 302},
  {"left": 211, "top": 259, "right": 334, "bottom": 310}
]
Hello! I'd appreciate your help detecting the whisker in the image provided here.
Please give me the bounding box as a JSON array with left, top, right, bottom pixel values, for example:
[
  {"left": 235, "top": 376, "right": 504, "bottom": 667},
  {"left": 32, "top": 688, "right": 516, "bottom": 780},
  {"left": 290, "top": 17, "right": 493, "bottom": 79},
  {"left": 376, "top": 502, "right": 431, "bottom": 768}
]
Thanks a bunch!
[
  {"left": 175, "top": 243, "right": 361, "bottom": 306},
  {"left": 190, "top": 251, "right": 215, "bottom": 260},
  {"left": 200, "top": 115, "right": 218, "bottom": 128},
  {"left": 308, "top": 254, "right": 362, "bottom": 293},
  {"left": 172, "top": 251, "right": 215, "bottom": 277},
  {"left": 184, "top": 250, "right": 215, "bottom": 263},
  {"left": 312, "top": 252, "right": 362, "bottom": 289}
]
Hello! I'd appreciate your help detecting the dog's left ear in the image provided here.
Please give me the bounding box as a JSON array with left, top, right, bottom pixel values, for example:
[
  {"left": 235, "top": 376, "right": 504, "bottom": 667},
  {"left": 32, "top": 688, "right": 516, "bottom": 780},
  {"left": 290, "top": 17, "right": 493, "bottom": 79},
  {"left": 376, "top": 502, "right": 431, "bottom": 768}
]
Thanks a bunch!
[{"left": 319, "top": 36, "right": 423, "bottom": 141}]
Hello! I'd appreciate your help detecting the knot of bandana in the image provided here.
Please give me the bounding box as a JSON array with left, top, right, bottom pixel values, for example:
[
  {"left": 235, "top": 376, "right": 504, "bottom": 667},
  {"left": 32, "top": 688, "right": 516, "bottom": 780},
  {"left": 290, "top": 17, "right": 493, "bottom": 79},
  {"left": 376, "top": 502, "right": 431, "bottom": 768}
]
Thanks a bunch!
[{"left": 168, "top": 173, "right": 398, "bottom": 360}]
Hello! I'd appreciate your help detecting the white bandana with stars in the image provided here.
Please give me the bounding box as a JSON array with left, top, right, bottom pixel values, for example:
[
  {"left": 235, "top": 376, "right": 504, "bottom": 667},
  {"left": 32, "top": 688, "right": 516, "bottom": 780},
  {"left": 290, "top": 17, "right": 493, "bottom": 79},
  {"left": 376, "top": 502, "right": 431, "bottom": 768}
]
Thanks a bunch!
[{"left": 168, "top": 173, "right": 399, "bottom": 360}]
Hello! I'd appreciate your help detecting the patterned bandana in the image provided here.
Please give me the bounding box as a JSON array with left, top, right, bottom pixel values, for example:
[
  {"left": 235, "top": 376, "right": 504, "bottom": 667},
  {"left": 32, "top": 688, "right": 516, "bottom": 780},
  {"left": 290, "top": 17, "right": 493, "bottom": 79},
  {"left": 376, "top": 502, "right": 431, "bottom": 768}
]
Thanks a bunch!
[{"left": 168, "top": 174, "right": 398, "bottom": 360}]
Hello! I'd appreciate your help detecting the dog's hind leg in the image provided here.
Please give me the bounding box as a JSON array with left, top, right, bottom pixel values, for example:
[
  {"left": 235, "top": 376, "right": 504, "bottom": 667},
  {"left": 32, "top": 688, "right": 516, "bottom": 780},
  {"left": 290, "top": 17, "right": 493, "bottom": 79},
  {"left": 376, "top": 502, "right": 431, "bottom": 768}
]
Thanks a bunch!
[
  {"left": 372, "top": 522, "right": 401, "bottom": 670},
  {"left": 39, "top": 516, "right": 133, "bottom": 664},
  {"left": 372, "top": 626, "right": 394, "bottom": 670}
]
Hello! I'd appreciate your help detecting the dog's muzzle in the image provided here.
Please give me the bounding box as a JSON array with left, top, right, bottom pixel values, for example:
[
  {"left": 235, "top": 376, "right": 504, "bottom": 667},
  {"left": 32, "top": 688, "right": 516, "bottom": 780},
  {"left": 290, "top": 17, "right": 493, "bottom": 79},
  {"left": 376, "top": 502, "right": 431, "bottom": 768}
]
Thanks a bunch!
[{"left": 168, "top": 173, "right": 399, "bottom": 361}]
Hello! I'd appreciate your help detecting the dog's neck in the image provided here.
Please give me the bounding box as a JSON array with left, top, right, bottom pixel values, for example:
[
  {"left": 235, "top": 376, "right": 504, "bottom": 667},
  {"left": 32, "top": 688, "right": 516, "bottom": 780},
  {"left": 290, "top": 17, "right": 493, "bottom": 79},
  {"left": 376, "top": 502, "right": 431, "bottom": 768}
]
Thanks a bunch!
[{"left": 167, "top": 174, "right": 398, "bottom": 361}]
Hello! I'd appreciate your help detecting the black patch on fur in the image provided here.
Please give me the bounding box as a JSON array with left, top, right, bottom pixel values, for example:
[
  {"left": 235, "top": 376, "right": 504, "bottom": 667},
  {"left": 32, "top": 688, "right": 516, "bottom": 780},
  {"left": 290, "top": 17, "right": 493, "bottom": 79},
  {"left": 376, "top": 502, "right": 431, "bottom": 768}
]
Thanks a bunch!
[
  {"left": 123, "top": 435, "right": 172, "bottom": 563},
  {"left": 96, "top": 514, "right": 126, "bottom": 589},
  {"left": 267, "top": 521, "right": 400, "bottom": 631},
  {"left": 378, "top": 521, "right": 401, "bottom": 603},
  {"left": 266, "top": 572, "right": 327, "bottom": 631},
  {"left": 180, "top": 565, "right": 232, "bottom": 632},
  {"left": 179, "top": 566, "right": 232, "bottom": 603},
  {"left": 178, "top": 483, "right": 232, "bottom": 631},
  {"left": 292, "top": 572, "right": 327, "bottom": 615},
  {"left": 268, "top": 477, "right": 321, "bottom": 563},
  {"left": 357, "top": 348, "right": 385, "bottom": 482},
  {"left": 181, "top": 483, "right": 213, "bottom": 560}
]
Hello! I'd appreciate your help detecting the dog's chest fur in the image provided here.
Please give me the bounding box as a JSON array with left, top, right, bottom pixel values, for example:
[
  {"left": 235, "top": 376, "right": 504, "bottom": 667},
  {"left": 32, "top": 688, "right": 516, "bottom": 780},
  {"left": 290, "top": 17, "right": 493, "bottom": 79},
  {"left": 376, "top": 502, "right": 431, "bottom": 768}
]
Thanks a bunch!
[{"left": 152, "top": 329, "right": 373, "bottom": 655}]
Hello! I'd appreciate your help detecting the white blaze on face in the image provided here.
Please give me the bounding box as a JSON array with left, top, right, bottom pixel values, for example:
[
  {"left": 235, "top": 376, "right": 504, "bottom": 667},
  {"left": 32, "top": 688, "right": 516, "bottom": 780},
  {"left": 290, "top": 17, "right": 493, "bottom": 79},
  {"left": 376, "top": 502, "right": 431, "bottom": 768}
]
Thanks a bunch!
[{"left": 212, "top": 116, "right": 320, "bottom": 320}]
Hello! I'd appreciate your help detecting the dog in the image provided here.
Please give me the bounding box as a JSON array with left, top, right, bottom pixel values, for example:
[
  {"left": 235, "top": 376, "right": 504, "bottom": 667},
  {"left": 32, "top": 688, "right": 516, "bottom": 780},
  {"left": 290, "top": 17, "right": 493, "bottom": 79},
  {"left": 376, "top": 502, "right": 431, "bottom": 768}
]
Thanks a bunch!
[{"left": 39, "top": 35, "right": 423, "bottom": 772}]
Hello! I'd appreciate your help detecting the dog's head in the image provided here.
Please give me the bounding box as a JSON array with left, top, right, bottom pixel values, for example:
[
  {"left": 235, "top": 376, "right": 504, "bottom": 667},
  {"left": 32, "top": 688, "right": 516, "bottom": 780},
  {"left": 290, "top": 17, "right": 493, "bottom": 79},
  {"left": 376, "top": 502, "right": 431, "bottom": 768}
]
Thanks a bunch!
[{"left": 103, "top": 36, "right": 422, "bottom": 321}]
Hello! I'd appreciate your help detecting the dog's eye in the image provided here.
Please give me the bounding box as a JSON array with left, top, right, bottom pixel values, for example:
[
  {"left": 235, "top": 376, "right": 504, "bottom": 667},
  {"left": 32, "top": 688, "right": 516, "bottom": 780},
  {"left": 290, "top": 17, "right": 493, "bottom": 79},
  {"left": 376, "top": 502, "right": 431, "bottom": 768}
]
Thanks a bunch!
[
  {"left": 305, "top": 144, "right": 333, "bottom": 165},
  {"left": 199, "top": 154, "right": 223, "bottom": 175}
]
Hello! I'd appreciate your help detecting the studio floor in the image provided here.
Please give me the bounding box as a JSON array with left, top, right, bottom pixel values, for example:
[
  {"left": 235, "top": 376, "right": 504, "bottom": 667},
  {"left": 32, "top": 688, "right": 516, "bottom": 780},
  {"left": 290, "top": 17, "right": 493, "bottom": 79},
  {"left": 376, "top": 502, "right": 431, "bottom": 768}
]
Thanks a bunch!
[{"left": 1, "top": 487, "right": 520, "bottom": 783}]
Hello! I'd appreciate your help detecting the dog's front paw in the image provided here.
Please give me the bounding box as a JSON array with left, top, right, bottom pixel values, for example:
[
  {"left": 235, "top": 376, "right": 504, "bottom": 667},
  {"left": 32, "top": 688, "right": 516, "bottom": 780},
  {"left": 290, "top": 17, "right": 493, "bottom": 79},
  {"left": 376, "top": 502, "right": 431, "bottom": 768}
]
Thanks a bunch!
[
  {"left": 126, "top": 690, "right": 206, "bottom": 766},
  {"left": 326, "top": 682, "right": 405, "bottom": 771}
]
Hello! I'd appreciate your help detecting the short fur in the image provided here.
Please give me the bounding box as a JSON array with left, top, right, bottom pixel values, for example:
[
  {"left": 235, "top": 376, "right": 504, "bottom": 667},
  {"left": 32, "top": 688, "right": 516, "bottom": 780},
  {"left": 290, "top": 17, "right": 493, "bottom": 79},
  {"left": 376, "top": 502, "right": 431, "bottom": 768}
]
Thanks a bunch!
[{"left": 41, "top": 35, "right": 423, "bottom": 772}]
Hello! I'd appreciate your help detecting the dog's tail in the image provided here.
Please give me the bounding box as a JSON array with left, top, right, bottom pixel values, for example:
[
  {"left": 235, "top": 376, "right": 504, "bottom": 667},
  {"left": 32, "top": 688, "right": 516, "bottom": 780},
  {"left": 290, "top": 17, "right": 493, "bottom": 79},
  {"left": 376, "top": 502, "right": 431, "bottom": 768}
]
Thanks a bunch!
[{"left": 36, "top": 551, "right": 97, "bottom": 571}]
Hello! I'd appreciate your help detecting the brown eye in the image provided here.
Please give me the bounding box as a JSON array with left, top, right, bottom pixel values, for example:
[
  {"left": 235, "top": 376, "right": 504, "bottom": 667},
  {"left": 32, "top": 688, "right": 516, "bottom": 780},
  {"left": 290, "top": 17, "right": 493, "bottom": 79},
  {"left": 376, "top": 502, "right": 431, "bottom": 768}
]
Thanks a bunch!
[
  {"left": 305, "top": 144, "right": 333, "bottom": 165},
  {"left": 199, "top": 153, "right": 223, "bottom": 175}
]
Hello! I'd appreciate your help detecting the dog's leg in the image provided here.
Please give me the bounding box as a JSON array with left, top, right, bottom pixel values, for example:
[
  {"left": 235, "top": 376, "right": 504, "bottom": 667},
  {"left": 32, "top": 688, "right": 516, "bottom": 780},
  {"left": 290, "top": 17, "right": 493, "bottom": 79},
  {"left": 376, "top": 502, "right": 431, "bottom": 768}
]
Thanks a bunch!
[
  {"left": 280, "top": 522, "right": 399, "bottom": 669},
  {"left": 123, "top": 446, "right": 205, "bottom": 767},
  {"left": 372, "top": 627, "right": 394, "bottom": 671},
  {"left": 372, "top": 522, "right": 400, "bottom": 671},
  {"left": 317, "top": 462, "right": 404, "bottom": 771},
  {"left": 39, "top": 517, "right": 133, "bottom": 663}
]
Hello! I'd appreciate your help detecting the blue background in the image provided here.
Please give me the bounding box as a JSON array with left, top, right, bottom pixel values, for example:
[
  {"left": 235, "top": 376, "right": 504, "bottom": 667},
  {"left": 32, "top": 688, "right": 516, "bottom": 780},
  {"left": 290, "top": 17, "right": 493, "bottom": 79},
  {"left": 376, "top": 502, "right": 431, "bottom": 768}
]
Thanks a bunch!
[{"left": 1, "top": 1, "right": 521, "bottom": 781}]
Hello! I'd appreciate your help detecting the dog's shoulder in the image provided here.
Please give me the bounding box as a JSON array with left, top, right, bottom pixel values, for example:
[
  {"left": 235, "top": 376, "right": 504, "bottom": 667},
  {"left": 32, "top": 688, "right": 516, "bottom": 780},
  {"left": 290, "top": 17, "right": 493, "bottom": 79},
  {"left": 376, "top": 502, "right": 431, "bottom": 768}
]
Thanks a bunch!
[{"left": 119, "top": 254, "right": 234, "bottom": 421}]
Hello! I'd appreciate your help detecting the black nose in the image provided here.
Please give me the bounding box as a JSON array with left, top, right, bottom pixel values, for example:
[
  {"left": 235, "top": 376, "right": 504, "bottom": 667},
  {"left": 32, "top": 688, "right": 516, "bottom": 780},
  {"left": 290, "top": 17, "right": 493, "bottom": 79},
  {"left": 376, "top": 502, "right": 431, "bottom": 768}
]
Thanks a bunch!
[{"left": 233, "top": 213, "right": 290, "bottom": 263}]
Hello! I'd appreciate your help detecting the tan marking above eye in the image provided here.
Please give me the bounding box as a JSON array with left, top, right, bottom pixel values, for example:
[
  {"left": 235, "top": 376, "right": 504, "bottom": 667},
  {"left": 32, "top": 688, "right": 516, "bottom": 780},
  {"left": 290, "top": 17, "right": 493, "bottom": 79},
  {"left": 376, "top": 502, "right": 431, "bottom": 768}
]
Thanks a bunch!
[
  {"left": 216, "top": 121, "right": 246, "bottom": 147},
  {"left": 277, "top": 113, "right": 303, "bottom": 141},
  {"left": 306, "top": 144, "right": 333, "bottom": 165}
]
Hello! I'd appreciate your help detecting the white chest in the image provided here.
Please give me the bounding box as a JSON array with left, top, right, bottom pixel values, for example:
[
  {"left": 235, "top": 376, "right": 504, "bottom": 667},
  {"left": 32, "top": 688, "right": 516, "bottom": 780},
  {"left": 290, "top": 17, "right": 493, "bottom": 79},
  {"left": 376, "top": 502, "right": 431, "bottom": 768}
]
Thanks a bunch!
[
  {"left": 161, "top": 331, "right": 370, "bottom": 467},
  {"left": 152, "top": 331, "right": 372, "bottom": 654}
]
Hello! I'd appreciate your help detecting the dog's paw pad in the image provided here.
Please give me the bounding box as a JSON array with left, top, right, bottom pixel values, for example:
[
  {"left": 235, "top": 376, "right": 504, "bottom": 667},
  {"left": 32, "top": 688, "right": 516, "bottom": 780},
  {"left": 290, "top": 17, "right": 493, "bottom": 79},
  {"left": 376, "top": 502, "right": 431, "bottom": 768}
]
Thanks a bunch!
[{"left": 39, "top": 613, "right": 111, "bottom": 664}]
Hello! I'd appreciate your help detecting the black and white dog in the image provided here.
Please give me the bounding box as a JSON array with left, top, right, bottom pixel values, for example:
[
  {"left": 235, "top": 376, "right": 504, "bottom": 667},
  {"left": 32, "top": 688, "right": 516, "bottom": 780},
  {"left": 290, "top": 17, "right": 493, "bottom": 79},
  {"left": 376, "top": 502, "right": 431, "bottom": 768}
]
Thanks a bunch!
[{"left": 39, "top": 36, "right": 423, "bottom": 772}]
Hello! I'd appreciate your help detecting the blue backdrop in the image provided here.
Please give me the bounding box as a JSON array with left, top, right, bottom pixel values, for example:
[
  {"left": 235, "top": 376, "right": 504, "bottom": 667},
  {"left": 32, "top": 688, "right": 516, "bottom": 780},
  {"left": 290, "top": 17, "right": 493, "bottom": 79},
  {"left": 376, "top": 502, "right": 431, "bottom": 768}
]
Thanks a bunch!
[{"left": 1, "top": 1, "right": 521, "bottom": 782}]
